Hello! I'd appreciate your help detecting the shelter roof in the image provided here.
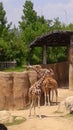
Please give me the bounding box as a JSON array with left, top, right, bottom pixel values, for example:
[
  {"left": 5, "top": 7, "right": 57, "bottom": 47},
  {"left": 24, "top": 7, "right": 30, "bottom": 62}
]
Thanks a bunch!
[{"left": 29, "top": 30, "right": 73, "bottom": 48}]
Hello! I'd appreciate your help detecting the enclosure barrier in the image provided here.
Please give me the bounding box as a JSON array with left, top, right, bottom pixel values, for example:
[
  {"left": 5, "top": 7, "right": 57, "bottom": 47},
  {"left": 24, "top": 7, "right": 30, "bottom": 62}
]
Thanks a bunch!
[{"left": 0, "top": 62, "right": 69, "bottom": 110}]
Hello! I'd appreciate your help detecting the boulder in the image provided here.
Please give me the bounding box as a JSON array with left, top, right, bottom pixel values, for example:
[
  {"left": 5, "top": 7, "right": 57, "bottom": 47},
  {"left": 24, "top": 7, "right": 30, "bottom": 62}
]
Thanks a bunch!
[
  {"left": 58, "top": 96, "right": 73, "bottom": 114},
  {"left": 0, "top": 110, "right": 13, "bottom": 123}
]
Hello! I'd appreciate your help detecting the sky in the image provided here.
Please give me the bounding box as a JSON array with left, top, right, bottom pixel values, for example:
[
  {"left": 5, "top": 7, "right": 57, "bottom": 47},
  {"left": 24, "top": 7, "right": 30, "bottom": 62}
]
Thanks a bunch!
[{"left": 0, "top": 0, "right": 73, "bottom": 28}]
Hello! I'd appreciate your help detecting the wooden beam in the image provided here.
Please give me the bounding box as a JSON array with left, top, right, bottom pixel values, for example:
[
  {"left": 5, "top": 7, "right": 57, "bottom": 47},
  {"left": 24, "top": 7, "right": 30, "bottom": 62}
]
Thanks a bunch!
[
  {"left": 69, "top": 35, "right": 73, "bottom": 90},
  {"left": 42, "top": 45, "right": 47, "bottom": 65}
]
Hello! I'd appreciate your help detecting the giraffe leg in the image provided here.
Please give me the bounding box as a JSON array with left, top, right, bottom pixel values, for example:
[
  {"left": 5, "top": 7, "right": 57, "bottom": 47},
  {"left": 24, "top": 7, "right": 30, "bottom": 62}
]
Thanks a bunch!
[
  {"left": 47, "top": 93, "right": 50, "bottom": 106},
  {"left": 33, "top": 99, "right": 36, "bottom": 117},
  {"left": 29, "top": 100, "right": 33, "bottom": 117},
  {"left": 48, "top": 89, "right": 51, "bottom": 104},
  {"left": 51, "top": 89, "right": 54, "bottom": 103},
  {"left": 38, "top": 95, "right": 41, "bottom": 118},
  {"left": 44, "top": 93, "right": 47, "bottom": 106},
  {"left": 55, "top": 89, "right": 58, "bottom": 105}
]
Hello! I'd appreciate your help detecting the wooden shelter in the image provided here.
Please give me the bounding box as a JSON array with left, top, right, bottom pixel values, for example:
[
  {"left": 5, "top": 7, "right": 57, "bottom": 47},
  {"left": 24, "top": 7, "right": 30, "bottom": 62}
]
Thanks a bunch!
[{"left": 29, "top": 30, "right": 73, "bottom": 90}]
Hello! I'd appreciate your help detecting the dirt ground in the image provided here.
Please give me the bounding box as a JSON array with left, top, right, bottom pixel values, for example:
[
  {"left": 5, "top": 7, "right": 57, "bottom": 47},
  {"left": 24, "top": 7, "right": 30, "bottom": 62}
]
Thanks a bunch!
[{"left": 8, "top": 88, "right": 73, "bottom": 130}]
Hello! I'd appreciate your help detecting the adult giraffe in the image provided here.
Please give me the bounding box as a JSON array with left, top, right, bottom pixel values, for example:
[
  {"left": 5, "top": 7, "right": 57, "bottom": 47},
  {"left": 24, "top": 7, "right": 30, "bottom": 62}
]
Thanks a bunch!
[
  {"left": 28, "top": 69, "right": 53, "bottom": 118},
  {"left": 42, "top": 76, "right": 58, "bottom": 105}
]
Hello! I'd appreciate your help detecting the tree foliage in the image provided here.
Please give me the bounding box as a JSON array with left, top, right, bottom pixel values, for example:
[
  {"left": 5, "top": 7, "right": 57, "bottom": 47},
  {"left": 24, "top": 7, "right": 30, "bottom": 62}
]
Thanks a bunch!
[
  {"left": 19, "top": 0, "right": 49, "bottom": 44},
  {"left": 19, "top": 0, "right": 51, "bottom": 64},
  {"left": 0, "top": 2, "right": 11, "bottom": 61},
  {"left": 0, "top": 1, "right": 73, "bottom": 65},
  {"left": 0, "top": 2, "right": 11, "bottom": 39},
  {"left": 0, "top": 2, "right": 26, "bottom": 65}
]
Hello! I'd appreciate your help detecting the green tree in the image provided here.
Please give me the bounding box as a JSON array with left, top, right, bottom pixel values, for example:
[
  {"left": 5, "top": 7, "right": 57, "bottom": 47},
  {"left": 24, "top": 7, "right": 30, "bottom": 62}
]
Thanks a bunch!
[
  {"left": 19, "top": 0, "right": 50, "bottom": 64},
  {"left": 0, "top": 2, "right": 12, "bottom": 61},
  {"left": 0, "top": 2, "right": 25, "bottom": 65},
  {"left": 47, "top": 47, "right": 67, "bottom": 63},
  {"left": 0, "top": 2, "right": 11, "bottom": 61},
  {"left": 0, "top": 2, "right": 11, "bottom": 39},
  {"left": 19, "top": 0, "right": 49, "bottom": 43},
  {"left": 51, "top": 17, "right": 62, "bottom": 31},
  {"left": 0, "top": 38, "right": 9, "bottom": 61},
  {"left": 19, "top": 0, "right": 71, "bottom": 65},
  {"left": 7, "top": 27, "right": 26, "bottom": 65},
  {"left": 66, "top": 23, "right": 73, "bottom": 30},
  {"left": 13, "top": 36, "right": 26, "bottom": 65},
  {"left": 21, "top": 0, "right": 37, "bottom": 25}
]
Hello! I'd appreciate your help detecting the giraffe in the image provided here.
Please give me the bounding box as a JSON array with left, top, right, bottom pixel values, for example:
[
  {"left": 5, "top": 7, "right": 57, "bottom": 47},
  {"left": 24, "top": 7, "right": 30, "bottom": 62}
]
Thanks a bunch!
[
  {"left": 27, "top": 65, "right": 54, "bottom": 106},
  {"left": 42, "top": 76, "right": 58, "bottom": 105},
  {"left": 28, "top": 69, "right": 52, "bottom": 118}
]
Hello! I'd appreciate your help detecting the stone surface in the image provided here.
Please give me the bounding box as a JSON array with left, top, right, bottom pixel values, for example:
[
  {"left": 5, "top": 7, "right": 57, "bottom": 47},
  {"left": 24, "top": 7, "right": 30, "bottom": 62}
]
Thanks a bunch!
[
  {"left": 0, "top": 110, "right": 13, "bottom": 123},
  {"left": 58, "top": 96, "right": 73, "bottom": 113},
  {"left": 0, "top": 72, "right": 13, "bottom": 110},
  {"left": 13, "top": 72, "right": 30, "bottom": 109}
]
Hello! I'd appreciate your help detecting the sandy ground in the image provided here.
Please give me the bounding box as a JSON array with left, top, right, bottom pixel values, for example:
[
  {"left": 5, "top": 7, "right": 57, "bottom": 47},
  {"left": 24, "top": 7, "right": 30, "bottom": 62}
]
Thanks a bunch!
[{"left": 8, "top": 88, "right": 73, "bottom": 130}]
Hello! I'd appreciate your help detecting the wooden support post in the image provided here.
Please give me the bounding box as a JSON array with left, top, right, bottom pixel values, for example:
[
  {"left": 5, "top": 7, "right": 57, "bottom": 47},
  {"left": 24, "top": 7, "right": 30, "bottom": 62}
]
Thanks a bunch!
[
  {"left": 42, "top": 45, "right": 47, "bottom": 65},
  {"left": 69, "top": 35, "right": 73, "bottom": 90}
]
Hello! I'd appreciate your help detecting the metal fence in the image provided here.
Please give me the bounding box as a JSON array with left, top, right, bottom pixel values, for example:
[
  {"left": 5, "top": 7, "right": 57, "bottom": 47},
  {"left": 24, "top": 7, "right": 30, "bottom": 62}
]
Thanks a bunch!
[{"left": 0, "top": 61, "right": 16, "bottom": 70}]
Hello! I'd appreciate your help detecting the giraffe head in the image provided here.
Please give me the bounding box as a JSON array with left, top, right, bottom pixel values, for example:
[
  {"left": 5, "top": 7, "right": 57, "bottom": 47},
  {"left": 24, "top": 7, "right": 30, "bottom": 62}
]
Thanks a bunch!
[
  {"left": 49, "top": 68, "right": 54, "bottom": 76},
  {"left": 43, "top": 68, "right": 54, "bottom": 77},
  {"left": 26, "top": 65, "right": 42, "bottom": 70},
  {"left": 33, "top": 65, "right": 42, "bottom": 69}
]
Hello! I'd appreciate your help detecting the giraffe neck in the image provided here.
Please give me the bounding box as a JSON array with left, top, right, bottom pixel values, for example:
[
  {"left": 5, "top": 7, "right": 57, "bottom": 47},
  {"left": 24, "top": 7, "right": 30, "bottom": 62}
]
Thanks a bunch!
[
  {"left": 36, "top": 71, "right": 46, "bottom": 87},
  {"left": 33, "top": 68, "right": 43, "bottom": 79}
]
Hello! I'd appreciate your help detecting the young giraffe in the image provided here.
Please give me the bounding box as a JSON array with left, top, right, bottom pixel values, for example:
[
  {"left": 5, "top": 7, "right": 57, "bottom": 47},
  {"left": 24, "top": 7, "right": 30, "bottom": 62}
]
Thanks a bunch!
[
  {"left": 28, "top": 69, "right": 52, "bottom": 118},
  {"left": 27, "top": 65, "right": 54, "bottom": 106}
]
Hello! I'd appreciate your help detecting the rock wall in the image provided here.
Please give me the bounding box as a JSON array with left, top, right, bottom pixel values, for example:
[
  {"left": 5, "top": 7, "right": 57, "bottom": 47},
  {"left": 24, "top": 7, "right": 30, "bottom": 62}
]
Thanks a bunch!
[
  {"left": 0, "top": 71, "right": 37, "bottom": 110},
  {"left": 0, "top": 62, "right": 69, "bottom": 110},
  {"left": 13, "top": 72, "right": 30, "bottom": 109},
  {"left": 69, "top": 64, "right": 73, "bottom": 90},
  {"left": 69, "top": 46, "right": 73, "bottom": 90},
  {"left": 0, "top": 72, "right": 13, "bottom": 110}
]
